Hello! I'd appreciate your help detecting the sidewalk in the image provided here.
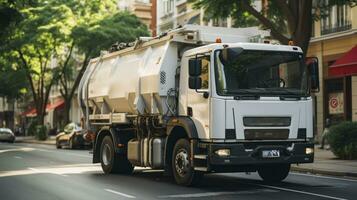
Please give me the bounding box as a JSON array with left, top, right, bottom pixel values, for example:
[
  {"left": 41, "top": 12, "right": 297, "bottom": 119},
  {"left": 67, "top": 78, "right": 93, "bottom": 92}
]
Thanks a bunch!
[
  {"left": 291, "top": 146, "right": 357, "bottom": 178},
  {"left": 15, "top": 136, "right": 56, "bottom": 145}
]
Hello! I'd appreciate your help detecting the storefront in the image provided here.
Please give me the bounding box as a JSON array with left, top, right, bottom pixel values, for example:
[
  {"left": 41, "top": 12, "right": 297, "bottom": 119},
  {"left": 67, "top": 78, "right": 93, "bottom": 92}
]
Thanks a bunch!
[{"left": 324, "top": 45, "right": 357, "bottom": 126}]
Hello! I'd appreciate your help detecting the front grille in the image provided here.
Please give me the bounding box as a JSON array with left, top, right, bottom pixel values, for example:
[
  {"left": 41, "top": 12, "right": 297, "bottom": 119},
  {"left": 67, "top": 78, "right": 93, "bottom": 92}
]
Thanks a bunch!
[
  {"left": 244, "top": 129, "right": 289, "bottom": 140},
  {"left": 243, "top": 117, "right": 291, "bottom": 127}
]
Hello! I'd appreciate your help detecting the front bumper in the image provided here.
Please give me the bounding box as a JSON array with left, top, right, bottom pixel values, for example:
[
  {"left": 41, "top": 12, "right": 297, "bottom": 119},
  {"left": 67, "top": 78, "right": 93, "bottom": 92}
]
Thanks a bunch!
[{"left": 194, "top": 141, "right": 314, "bottom": 172}]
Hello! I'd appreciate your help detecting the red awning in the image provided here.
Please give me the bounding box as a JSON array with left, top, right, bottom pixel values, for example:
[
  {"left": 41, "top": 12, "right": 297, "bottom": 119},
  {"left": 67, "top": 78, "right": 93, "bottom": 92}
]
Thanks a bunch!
[
  {"left": 22, "top": 108, "right": 37, "bottom": 117},
  {"left": 22, "top": 100, "right": 65, "bottom": 117},
  {"left": 329, "top": 45, "right": 357, "bottom": 77},
  {"left": 46, "top": 99, "right": 65, "bottom": 111}
]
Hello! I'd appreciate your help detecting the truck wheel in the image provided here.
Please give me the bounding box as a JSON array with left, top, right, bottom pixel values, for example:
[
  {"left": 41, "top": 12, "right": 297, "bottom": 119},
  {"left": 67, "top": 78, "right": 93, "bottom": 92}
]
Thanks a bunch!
[
  {"left": 100, "top": 135, "right": 133, "bottom": 174},
  {"left": 258, "top": 164, "right": 290, "bottom": 183},
  {"left": 172, "top": 138, "right": 203, "bottom": 186}
]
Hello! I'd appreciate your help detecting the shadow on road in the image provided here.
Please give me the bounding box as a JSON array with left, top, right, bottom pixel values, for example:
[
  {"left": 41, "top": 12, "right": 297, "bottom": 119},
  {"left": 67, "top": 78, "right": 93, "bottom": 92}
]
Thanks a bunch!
[{"left": 87, "top": 169, "right": 334, "bottom": 194}]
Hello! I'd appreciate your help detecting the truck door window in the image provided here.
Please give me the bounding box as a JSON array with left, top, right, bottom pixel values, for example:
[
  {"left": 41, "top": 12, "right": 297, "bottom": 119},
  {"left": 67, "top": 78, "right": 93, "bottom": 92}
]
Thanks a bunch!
[{"left": 200, "top": 56, "right": 210, "bottom": 89}]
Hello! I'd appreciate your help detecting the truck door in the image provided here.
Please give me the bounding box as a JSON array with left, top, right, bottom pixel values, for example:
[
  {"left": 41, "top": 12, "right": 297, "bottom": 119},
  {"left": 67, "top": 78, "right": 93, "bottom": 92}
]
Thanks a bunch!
[{"left": 187, "top": 55, "right": 210, "bottom": 139}]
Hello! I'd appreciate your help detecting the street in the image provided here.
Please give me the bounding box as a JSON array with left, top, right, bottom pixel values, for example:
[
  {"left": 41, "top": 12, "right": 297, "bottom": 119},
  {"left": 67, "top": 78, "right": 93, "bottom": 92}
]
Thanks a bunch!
[{"left": 0, "top": 143, "right": 356, "bottom": 200}]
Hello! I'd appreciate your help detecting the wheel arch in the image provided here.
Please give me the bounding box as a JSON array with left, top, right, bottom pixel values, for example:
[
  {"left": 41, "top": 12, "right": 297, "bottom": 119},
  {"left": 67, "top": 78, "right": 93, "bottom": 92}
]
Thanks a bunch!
[
  {"left": 93, "top": 126, "right": 113, "bottom": 163},
  {"left": 164, "top": 117, "right": 199, "bottom": 171},
  {"left": 93, "top": 126, "right": 135, "bottom": 163}
]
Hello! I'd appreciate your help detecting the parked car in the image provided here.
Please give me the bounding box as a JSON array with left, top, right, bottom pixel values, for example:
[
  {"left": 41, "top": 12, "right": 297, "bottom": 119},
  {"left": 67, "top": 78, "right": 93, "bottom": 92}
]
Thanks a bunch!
[
  {"left": 55, "top": 123, "right": 90, "bottom": 149},
  {"left": 0, "top": 128, "right": 15, "bottom": 143}
]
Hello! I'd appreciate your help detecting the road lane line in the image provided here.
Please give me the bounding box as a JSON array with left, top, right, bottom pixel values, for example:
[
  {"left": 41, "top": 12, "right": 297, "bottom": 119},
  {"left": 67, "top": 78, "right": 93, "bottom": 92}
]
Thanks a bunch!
[
  {"left": 0, "top": 147, "right": 35, "bottom": 153},
  {"left": 3, "top": 144, "right": 91, "bottom": 158},
  {"left": 253, "top": 183, "right": 347, "bottom": 200},
  {"left": 104, "top": 189, "right": 136, "bottom": 198},
  {"left": 158, "top": 189, "right": 277, "bottom": 198},
  {"left": 14, "top": 156, "right": 23, "bottom": 159},
  {"left": 291, "top": 172, "right": 357, "bottom": 183}
]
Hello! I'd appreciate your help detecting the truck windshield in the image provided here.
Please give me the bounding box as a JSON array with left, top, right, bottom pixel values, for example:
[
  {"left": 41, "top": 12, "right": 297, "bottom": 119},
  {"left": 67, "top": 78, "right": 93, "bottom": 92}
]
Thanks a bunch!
[{"left": 214, "top": 48, "right": 308, "bottom": 96}]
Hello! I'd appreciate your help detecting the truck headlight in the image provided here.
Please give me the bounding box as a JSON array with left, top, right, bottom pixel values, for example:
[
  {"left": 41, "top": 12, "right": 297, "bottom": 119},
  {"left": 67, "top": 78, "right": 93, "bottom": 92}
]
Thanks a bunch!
[
  {"left": 215, "top": 149, "right": 230, "bottom": 157},
  {"left": 305, "top": 147, "right": 314, "bottom": 155}
]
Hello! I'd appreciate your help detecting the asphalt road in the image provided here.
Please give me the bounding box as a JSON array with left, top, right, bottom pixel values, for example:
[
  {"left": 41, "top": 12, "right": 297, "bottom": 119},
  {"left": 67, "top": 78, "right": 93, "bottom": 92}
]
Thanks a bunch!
[{"left": 1, "top": 142, "right": 357, "bottom": 200}]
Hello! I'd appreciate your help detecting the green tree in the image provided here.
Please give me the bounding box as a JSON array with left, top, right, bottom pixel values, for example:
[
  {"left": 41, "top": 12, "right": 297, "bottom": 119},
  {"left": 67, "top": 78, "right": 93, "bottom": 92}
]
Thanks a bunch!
[
  {"left": 59, "top": 11, "right": 149, "bottom": 123},
  {"left": 0, "top": 0, "right": 38, "bottom": 45},
  {"left": 52, "top": 0, "right": 149, "bottom": 123},
  {"left": 190, "top": 0, "right": 357, "bottom": 54},
  {"left": 0, "top": 52, "right": 27, "bottom": 99},
  {"left": 6, "top": 3, "right": 76, "bottom": 125}
]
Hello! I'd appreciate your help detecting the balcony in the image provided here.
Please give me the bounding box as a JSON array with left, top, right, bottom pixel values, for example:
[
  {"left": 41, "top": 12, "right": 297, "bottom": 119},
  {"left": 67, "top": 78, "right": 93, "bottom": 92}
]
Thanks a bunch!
[{"left": 321, "top": 22, "right": 352, "bottom": 35}]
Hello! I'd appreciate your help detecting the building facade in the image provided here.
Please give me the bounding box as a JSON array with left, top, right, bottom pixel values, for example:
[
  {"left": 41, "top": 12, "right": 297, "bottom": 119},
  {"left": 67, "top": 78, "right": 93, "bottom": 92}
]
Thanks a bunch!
[
  {"left": 156, "top": 0, "right": 265, "bottom": 34},
  {"left": 156, "top": 0, "right": 234, "bottom": 34},
  {"left": 307, "top": 4, "right": 357, "bottom": 139},
  {"left": 118, "top": 0, "right": 155, "bottom": 35}
]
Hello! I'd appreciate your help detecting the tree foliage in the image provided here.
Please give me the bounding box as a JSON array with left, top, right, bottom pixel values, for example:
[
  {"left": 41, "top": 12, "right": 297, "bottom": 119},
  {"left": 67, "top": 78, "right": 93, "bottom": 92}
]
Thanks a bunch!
[
  {"left": 56, "top": 2, "right": 149, "bottom": 124},
  {"left": 1, "top": 0, "right": 150, "bottom": 125},
  {"left": 190, "top": 0, "right": 357, "bottom": 54}
]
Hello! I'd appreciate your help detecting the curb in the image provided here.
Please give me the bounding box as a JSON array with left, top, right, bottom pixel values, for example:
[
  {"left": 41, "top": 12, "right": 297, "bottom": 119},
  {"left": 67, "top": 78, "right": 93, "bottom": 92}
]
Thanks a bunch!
[{"left": 291, "top": 166, "right": 357, "bottom": 178}]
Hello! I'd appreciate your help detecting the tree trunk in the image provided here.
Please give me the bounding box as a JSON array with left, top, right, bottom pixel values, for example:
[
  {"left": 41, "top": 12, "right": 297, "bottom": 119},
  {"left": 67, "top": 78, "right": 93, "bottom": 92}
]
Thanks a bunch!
[
  {"left": 289, "top": 0, "right": 313, "bottom": 55},
  {"left": 63, "top": 98, "right": 71, "bottom": 124}
]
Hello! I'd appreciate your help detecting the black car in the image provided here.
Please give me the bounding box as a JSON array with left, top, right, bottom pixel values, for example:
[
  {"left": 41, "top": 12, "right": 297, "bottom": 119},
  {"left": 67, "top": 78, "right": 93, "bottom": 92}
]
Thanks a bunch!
[{"left": 56, "top": 123, "right": 91, "bottom": 149}]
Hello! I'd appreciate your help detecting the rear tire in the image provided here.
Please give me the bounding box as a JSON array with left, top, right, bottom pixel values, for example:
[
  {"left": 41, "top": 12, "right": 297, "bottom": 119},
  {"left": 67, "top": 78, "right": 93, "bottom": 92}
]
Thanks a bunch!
[
  {"left": 258, "top": 164, "right": 290, "bottom": 183},
  {"left": 172, "top": 138, "right": 203, "bottom": 186},
  {"left": 100, "top": 135, "right": 133, "bottom": 174}
]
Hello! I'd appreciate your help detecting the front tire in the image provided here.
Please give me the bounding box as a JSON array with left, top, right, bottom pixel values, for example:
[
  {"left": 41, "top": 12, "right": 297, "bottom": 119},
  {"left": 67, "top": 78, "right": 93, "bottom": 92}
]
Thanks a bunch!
[
  {"left": 258, "top": 164, "right": 290, "bottom": 183},
  {"left": 100, "top": 135, "right": 133, "bottom": 174},
  {"left": 172, "top": 138, "right": 203, "bottom": 186}
]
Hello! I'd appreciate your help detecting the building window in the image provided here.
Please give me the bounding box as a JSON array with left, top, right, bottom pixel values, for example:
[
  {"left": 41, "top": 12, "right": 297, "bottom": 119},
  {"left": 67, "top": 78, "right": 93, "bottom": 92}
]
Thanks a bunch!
[
  {"left": 212, "top": 18, "right": 228, "bottom": 27},
  {"left": 321, "top": 2, "right": 351, "bottom": 35},
  {"left": 163, "top": 0, "right": 174, "bottom": 15}
]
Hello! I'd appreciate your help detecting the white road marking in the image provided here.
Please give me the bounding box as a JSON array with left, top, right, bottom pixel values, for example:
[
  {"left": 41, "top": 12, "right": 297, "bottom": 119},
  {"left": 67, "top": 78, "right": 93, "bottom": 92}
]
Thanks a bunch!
[
  {"left": 14, "top": 156, "right": 23, "bottom": 159},
  {"left": 158, "top": 189, "right": 277, "bottom": 198},
  {"left": 105, "top": 189, "right": 136, "bottom": 199},
  {"left": 0, "top": 164, "right": 101, "bottom": 178},
  {"left": 2, "top": 144, "right": 91, "bottom": 158},
  {"left": 291, "top": 172, "right": 357, "bottom": 183},
  {"left": 0, "top": 147, "right": 35, "bottom": 153},
  {"left": 253, "top": 183, "right": 347, "bottom": 200}
]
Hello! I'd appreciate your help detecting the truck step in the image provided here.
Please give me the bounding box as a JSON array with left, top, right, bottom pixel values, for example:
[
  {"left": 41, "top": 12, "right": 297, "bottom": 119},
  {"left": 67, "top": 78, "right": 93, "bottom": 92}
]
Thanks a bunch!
[
  {"left": 194, "top": 155, "right": 207, "bottom": 159},
  {"left": 194, "top": 167, "right": 208, "bottom": 172}
]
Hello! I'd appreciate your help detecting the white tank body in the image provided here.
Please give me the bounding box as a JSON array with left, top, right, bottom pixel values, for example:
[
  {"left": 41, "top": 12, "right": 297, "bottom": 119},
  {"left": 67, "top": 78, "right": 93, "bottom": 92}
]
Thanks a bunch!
[
  {"left": 82, "top": 41, "right": 177, "bottom": 115},
  {"left": 78, "top": 25, "right": 270, "bottom": 120}
]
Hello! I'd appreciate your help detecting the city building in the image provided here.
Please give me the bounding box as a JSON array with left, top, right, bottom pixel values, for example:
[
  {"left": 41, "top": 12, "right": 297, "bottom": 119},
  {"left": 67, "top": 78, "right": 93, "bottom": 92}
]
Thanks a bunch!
[
  {"left": 156, "top": 0, "right": 225, "bottom": 34},
  {"left": 118, "top": 0, "right": 155, "bottom": 35},
  {"left": 156, "top": 0, "right": 263, "bottom": 34},
  {"left": 0, "top": 97, "right": 16, "bottom": 130},
  {"left": 307, "top": 4, "right": 357, "bottom": 138}
]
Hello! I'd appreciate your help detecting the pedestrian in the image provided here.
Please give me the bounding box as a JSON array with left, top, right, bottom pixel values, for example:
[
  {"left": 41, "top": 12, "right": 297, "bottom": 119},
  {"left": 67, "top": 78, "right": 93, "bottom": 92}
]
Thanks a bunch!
[{"left": 319, "top": 118, "right": 331, "bottom": 149}]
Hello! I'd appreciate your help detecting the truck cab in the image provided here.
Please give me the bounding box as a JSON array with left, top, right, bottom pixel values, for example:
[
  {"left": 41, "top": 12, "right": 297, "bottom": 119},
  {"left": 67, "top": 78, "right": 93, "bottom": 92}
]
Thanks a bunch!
[{"left": 175, "top": 43, "right": 318, "bottom": 182}]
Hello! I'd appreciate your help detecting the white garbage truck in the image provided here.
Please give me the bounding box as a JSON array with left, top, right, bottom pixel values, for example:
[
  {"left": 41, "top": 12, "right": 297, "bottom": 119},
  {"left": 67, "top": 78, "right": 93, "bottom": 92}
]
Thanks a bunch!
[{"left": 78, "top": 25, "right": 319, "bottom": 186}]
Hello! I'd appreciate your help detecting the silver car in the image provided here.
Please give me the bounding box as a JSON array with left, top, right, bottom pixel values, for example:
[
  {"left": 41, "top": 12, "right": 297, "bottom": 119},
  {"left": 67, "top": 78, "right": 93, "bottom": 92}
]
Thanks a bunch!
[{"left": 0, "top": 128, "right": 15, "bottom": 143}]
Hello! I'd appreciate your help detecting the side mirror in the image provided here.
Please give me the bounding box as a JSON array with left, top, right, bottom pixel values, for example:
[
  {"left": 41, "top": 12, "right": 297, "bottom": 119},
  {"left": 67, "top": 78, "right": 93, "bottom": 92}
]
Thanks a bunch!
[
  {"left": 306, "top": 57, "right": 320, "bottom": 93},
  {"left": 189, "top": 59, "right": 202, "bottom": 76},
  {"left": 189, "top": 76, "right": 202, "bottom": 89}
]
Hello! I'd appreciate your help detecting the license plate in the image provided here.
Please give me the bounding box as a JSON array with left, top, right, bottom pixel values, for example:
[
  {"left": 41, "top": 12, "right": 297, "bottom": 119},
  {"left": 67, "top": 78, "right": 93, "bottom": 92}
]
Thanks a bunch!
[{"left": 262, "top": 150, "right": 280, "bottom": 158}]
